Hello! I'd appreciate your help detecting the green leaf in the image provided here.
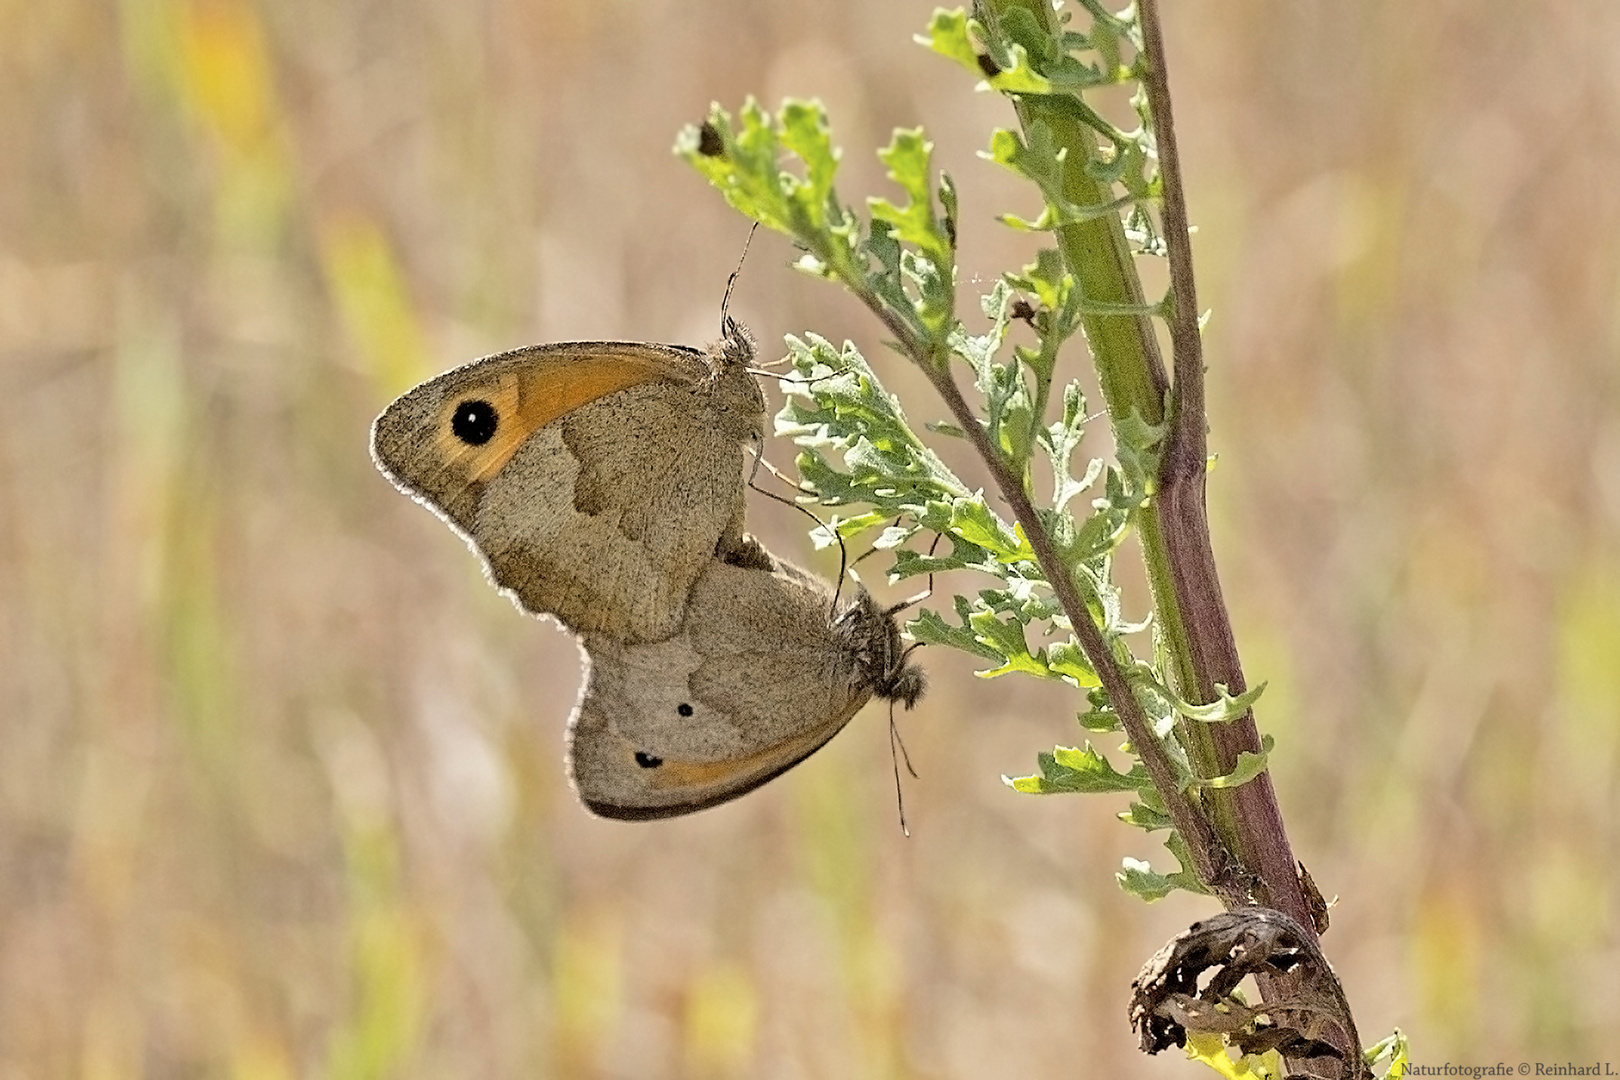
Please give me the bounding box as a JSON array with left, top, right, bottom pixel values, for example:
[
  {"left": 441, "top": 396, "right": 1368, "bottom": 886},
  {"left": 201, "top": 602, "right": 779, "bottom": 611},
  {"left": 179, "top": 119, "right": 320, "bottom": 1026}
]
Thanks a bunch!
[
  {"left": 1003, "top": 744, "right": 1146, "bottom": 794},
  {"left": 1114, "top": 407, "right": 1167, "bottom": 491},
  {"left": 1119, "top": 801, "right": 1171, "bottom": 831},
  {"left": 1045, "top": 639, "right": 1098, "bottom": 687},
  {"left": 1117, "top": 837, "right": 1207, "bottom": 902},
  {"left": 1041, "top": 382, "right": 1099, "bottom": 513},
  {"left": 872, "top": 524, "right": 919, "bottom": 550},
  {"left": 1188, "top": 735, "right": 1275, "bottom": 791},
  {"left": 917, "top": 8, "right": 982, "bottom": 77},
  {"left": 1117, "top": 857, "right": 1176, "bottom": 902},
  {"left": 948, "top": 498, "right": 1032, "bottom": 561},
  {"left": 806, "top": 510, "right": 889, "bottom": 547},
  {"left": 968, "top": 609, "right": 1048, "bottom": 678},
  {"left": 1078, "top": 705, "right": 1121, "bottom": 732},
  {"left": 889, "top": 539, "right": 999, "bottom": 579},
  {"left": 1176, "top": 682, "right": 1268, "bottom": 724},
  {"left": 987, "top": 121, "right": 1148, "bottom": 234},
  {"left": 870, "top": 129, "right": 950, "bottom": 262},
  {"left": 1161, "top": 830, "right": 1210, "bottom": 895},
  {"left": 908, "top": 600, "right": 1006, "bottom": 663},
  {"left": 1007, "top": 247, "right": 1070, "bottom": 312},
  {"left": 779, "top": 99, "right": 841, "bottom": 223},
  {"left": 919, "top": 8, "right": 1054, "bottom": 95},
  {"left": 777, "top": 335, "right": 971, "bottom": 525}
]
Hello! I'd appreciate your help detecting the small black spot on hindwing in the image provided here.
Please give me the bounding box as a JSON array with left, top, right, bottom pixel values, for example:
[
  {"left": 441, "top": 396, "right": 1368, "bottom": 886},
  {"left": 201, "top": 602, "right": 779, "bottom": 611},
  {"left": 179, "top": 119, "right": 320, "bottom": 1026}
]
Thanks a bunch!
[
  {"left": 677, "top": 703, "right": 694, "bottom": 718},
  {"left": 451, "top": 400, "right": 498, "bottom": 445},
  {"left": 634, "top": 751, "right": 663, "bottom": 769}
]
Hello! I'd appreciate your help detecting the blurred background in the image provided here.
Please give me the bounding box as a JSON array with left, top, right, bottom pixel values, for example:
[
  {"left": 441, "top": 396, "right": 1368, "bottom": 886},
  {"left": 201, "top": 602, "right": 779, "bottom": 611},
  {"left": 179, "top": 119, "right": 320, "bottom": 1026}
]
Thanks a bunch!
[{"left": 3, "top": 0, "right": 1617, "bottom": 1076}]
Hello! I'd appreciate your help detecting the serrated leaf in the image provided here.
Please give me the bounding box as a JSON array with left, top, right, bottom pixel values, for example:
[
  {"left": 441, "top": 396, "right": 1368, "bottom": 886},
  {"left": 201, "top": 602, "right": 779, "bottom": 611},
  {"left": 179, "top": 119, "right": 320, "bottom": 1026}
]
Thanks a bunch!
[
  {"left": 917, "top": 9, "right": 982, "bottom": 75},
  {"left": 920, "top": 8, "right": 1053, "bottom": 94},
  {"left": 1040, "top": 381, "right": 1097, "bottom": 512},
  {"left": 1070, "top": 500, "right": 1131, "bottom": 562},
  {"left": 1189, "top": 735, "right": 1275, "bottom": 791},
  {"left": 968, "top": 609, "right": 1048, "bottom": 678},
  {"left": 1050, "top": 744, "right": 1148, "bottom": 789},
  {"left": 908, "top": 605, "right": 1006, "bottom": 663},
  {"left": 1003, "top": 744, "right": 1145, "bottom": 794},
  {"left": 873, "top": 524, "right": 918, "bottom": 550},
  {"left": 779, "top": 100, "right": 841, "bottom": 218},
  {"left": 890, "top": 540, "right": 1000, "bottom": 579},
  {"left": 948, "top": 498, "right": 1032, "bottom": 561},
  {"left": 870, "top": 130, "right": 947, "bottom": 254},
  {"left": 986, "top": 122, "right": 1067, "bottom": 232},
  {"left": 1119, "top": 801, "right": 1172, "bottom": 831},
  {"left": 1114, "top": 407, "right": 1167, "bottom": 489},
  {"left": 1118, "top": 840, "right": 1206, "bottom": 902},
  {"left": 1008, "top": 247, "right": 1070, "bottom": 311},
  {"left": 1177, "top": 682, "right": 1267, "bottom": 723},
  {"left": 1078, "top": 706, "right": 1121, "bottom": 732},
  {"left": 680, "top": 100, "right": 870, "bottom": 289},
  {"left": 828, "top": 510, "right": 891, "bottom": 539},
  {"left": 1161, "top": 831, "right": 1211, "bottom": 895},
  {"left": 1117, "top": 857, "right": 1176, "bottom": 902},
  {"left": 976, "top": 579, "right": 1059, "bottom": 621},
  {"left": 1045, "top": 640, "right": 1099, "bottom": 687},
  {"left": 777, "top": 335, "right": 971, "bottom": 520},
  {"left": 980, "top": 357, "right": 1039, "bottom": 476},
  {"left": 987, "top": 118, "right": 1150, "bottom": 233}
]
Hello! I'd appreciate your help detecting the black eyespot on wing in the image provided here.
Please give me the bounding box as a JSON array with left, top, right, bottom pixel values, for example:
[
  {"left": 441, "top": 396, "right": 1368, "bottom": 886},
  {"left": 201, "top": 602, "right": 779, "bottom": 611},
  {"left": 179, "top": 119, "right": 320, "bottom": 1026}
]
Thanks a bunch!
[
  {"left": 677, "top": 703, "right": 694, "bottom": 718},
  {"left": 634, "top": 751, "right": 663, "bottom": 769},
  {"left": 450, "top": 400, "right": 498, "bottom": 445}
]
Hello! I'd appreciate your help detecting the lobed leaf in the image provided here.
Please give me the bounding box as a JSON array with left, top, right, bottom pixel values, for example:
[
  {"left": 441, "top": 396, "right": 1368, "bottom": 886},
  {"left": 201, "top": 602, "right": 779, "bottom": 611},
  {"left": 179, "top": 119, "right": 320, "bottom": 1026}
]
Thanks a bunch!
[{"left": 1004, "top": 743, "right": 1147, "bottom": 794}]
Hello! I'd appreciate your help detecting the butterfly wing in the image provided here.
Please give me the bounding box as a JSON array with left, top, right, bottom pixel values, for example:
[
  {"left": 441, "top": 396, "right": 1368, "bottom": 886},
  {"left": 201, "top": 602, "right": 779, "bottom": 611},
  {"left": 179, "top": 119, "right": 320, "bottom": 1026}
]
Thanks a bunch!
[
  {"left": 566, "top": 555, "right": 877, "bottom": 819},
  {"left": 372, "top": 341, "right": 763, "bottom": 643}
]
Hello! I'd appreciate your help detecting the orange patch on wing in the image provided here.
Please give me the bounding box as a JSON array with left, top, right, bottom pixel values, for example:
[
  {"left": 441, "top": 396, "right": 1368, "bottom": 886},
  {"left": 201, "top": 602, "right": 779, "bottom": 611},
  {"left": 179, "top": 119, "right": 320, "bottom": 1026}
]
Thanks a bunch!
[
  {"left": 641, "top": 720, "right": 845, "bottom": 792},
  {"left": 435, "top": 353, "right": 683, "bottom": 484}
]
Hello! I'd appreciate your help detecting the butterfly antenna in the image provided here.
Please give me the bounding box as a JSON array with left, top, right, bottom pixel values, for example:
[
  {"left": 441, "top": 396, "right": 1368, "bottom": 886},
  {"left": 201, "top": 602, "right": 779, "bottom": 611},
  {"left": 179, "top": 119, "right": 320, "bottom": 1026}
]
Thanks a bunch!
[
  {"left": 745, "top": 449, "right": 851, "bottom": 613},
  {"left": 719, "top": 222, "right": 760, "bottom": 336},
  {"left": 747, "top": 357, "right": 794, "bottom": 378},
  {"left": 889, "top": 703, "right": 918, "bottom": 837},
  {"left": 883, "top": 532, "right": 943, "bottom": 617},
  {"left": 848, "top": 518, "right": 895, "bottom": 570},
  {"left": 773, "top": 360, "right": 863, "bottom": 390},
  {"left": 772, "top": 367, "right": 837, "bottom": 386},
  {"left": 894, "top": 711, "right": 919, "bottom": 779},
  {"left": 831, "top": 519, "right": 849, "bottom": 612},
  {"left": 746, "top": 453, "right": 812, "bottom": 518}
]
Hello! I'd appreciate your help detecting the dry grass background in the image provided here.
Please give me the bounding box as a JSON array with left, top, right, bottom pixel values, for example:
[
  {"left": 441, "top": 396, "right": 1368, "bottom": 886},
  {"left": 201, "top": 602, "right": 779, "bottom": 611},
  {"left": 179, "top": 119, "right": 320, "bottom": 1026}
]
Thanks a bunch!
[{"left": 3, "top": 0, "right": 1618, "bottom": 1076}]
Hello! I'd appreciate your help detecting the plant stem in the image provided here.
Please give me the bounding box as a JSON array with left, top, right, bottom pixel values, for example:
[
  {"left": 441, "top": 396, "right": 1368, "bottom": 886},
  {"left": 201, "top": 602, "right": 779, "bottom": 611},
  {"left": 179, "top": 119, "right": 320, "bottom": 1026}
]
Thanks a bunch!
[
  {"left": 964, "top": 0, "right": 1316, "bottom": 936},
  {"left": 849, "top": 288, "right": 1243, "bottom": 903},
  {"left": 927, "top": 350, "right": 1243, "bottom": 900},
  {"left": 1135, "top": 0, "right": 1313, "bottom": 933}
]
